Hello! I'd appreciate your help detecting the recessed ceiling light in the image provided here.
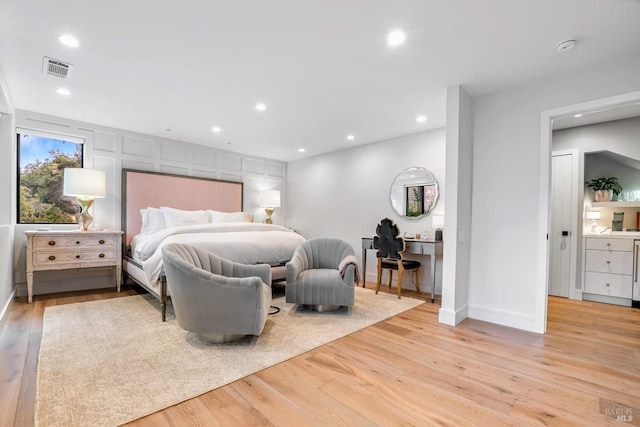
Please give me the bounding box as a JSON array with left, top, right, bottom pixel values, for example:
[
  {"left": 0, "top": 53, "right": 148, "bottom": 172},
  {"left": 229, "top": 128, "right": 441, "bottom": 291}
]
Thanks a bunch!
[
  {"left": 255, "top": 103, "right": 267, "bottom": 111},
  {"left": 56, "top": 88, "right": 70, "bottom": 96},
  {"left": 59, "top": 34, "right": 79, "bottom": 48},
  {"left": 298, "top": 148, "right": 306, "bottom": 153},
  {"left": 346, "top": 135, "right": 355, "bottom": 141},
  {"left": 574, "top": 113, "right": 583, "bottom": 118},
  {"left": 416, "top": 115, "right": 427, "bottom": 123},
  {"left": 556, "top": 39, "right": 577, "bottom": 52},
  {"left": 387, "top": 30, "right": 406, "bottom": 47},
  {"left": 211, "top": 126, "right": 221, "bottom": 133}
]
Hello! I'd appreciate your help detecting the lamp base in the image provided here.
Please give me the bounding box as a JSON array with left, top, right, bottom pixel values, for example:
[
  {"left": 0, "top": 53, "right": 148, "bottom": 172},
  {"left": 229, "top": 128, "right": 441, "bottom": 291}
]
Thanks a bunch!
[
  {"left": 76, "top": 196, "right": 95, "bottom": 231},
  {"left": 264, "top": 207, "right": 275, "bottom": 224}
]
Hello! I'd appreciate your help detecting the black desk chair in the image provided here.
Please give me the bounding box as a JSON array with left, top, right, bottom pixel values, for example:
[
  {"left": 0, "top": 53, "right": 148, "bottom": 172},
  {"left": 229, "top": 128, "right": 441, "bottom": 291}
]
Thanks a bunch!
[{"left": 373, "top": 218, "right": 422, "bottom": 299}]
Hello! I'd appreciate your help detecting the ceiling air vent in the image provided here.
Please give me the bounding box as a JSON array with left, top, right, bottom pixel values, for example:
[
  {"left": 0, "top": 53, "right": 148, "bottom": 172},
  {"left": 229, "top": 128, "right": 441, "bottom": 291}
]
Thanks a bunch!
[{"left": 42, "top": 57, "right": 73, "bottom": 79}]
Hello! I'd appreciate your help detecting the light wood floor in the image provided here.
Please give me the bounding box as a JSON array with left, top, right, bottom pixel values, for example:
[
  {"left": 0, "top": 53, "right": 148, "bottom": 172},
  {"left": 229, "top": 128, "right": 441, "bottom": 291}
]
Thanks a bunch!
[{"left": 1, "top": 283, "right": 639, "bottom": 426}]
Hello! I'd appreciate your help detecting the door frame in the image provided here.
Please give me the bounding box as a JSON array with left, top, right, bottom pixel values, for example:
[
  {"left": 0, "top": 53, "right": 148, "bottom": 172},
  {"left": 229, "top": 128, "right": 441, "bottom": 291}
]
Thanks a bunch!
[
  {"left": 550, "top": 148, "right": 580, "bottom": 300},
  {"left": 536, "top": 90, "right": 640, "bottom": 333}
]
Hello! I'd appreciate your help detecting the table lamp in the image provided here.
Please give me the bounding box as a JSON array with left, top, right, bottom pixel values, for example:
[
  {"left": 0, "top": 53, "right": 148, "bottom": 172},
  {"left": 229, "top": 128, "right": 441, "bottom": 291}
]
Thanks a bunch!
[
  {"left": 432, "top": 215, "right": 444, "bottom": 241},
  {"left": 63, "top": 168, "right": 106, "bottom": 231},
  {"left": 259, "top": 190, "right": 281, "bottom": 224},
  {"left": 586, "top": 211, "right": 601, "bottom": 233}
]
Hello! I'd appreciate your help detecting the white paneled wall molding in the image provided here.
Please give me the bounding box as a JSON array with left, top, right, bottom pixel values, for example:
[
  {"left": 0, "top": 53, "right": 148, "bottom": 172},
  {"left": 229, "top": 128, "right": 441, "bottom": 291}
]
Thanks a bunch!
[{"left": 12, "top": 109, "right": 287, "bottom": 297}]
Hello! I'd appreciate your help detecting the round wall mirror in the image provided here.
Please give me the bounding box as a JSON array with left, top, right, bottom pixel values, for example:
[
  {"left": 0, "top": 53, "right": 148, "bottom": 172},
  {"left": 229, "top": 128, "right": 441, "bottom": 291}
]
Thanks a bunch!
[{"left": 390, "top": 167, "right": 439, "bottom": 219}]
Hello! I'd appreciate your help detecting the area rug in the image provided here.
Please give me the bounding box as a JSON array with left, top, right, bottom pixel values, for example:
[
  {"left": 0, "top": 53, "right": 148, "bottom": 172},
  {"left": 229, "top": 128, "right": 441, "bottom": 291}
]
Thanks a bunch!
[{"left": 36, "top": 287, "right": 423, "bottom": 427}]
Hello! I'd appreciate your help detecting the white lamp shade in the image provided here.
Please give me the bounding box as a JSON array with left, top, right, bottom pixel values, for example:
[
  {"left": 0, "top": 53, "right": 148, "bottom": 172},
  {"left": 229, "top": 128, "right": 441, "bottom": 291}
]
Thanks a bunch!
[
  {"left": 63, "top": 168, "right": 106, "bottom": 198},
  {"left": 586, "top": 211, "right": 601, "bottom": 220},
  {"left": 432, "top": 214, "right": 445, "bottom": 229},
  {"left": 259, "top": 190, "right": 281, "bottom": 207}
]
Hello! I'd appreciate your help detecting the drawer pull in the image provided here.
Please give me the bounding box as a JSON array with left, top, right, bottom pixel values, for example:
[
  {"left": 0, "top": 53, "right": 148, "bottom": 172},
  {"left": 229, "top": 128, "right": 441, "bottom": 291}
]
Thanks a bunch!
[
  {"left": 48, "top": 241, "right": 56, "bottom": 246},
  {"left": 99, "top": 253, "right": 105, "bottom": 258},
  {"left": 606, "top": 283, "right": 610, "bottom": 287},
  {"left": 48, "top": 255, "right": 55, "bottom": 261},
  {"left": 606, "top": 261, "right": 611, "bottom": 264},
  {"left": 76, "top": 255, "right": 80, "bottom": 259},
  {"left": 606, "top": 243, "right": 611, "bottom": 246},
  {"left": 99, "top": 239, "right": 105, "bottom": 244},
  {"left": 76, "top": 241, "right": 80, "bottom": 244}
]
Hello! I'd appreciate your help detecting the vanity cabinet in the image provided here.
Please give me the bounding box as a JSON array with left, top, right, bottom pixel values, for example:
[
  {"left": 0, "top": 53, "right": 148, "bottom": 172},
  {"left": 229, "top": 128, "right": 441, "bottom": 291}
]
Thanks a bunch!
[{"left": 583, "top": 237, "right": 633, "bottom": 303}]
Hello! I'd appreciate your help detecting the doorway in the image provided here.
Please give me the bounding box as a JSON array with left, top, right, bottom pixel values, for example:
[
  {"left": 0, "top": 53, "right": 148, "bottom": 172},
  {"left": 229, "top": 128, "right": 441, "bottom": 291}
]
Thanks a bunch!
[{"left": 536, "top": 90, "right": 640, "bottom": 333}]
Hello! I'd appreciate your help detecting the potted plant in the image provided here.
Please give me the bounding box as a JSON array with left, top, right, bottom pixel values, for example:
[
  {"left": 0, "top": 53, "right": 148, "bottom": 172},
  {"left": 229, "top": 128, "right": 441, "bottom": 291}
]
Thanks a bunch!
[{"left": 585, "top": 177, "right": 622, "bottom": 202}]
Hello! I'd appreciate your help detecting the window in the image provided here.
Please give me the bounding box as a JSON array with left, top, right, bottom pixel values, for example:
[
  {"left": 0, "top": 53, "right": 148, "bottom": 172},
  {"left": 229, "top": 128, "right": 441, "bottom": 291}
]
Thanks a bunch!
[{"left": 17, "top": 129, "right": 84, "bottom": 224}]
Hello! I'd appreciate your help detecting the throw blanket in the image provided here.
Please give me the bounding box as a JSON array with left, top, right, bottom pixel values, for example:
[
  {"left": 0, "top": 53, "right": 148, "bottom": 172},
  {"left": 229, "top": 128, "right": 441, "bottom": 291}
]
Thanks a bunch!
[{"left": 339, "top": 255, "right": 361, "bottom": 284}]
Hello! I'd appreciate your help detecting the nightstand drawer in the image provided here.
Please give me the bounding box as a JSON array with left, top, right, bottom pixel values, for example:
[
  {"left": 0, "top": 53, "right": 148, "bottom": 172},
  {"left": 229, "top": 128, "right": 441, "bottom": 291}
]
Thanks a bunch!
[
  {"left": 33, "top": 234, "right": 116, "bottom": 250},
  {"left": 584, "top": 272, "right": 632, "bottom": 298},
  {"left": 585, "top": 250, "right": 633, "bottom": 275},
  {"left": 32, "top": 250, "right": 116, "bottom": 267}
]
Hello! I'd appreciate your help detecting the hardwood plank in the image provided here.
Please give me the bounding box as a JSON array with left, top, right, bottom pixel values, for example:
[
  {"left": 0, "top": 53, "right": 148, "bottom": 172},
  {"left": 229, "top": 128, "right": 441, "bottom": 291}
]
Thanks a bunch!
[{"left": 0, "top": 305, "right": 31, "bottom": 427}]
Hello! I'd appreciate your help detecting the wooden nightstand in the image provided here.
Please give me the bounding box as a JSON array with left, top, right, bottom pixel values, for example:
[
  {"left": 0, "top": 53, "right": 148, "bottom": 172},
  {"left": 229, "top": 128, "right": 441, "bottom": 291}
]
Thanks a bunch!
[{"left": 25, "top": 230, "right": 123, "bottom": 303}]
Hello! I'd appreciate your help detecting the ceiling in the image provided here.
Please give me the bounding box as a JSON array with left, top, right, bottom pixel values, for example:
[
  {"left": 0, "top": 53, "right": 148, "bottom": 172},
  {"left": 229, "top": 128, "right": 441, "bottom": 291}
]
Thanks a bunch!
[
  {"left": 1, "top": 1, "right": 639, "bottom": 162},
  {"left": 552, "top": 102, "right": 640, "bottom": 130}
]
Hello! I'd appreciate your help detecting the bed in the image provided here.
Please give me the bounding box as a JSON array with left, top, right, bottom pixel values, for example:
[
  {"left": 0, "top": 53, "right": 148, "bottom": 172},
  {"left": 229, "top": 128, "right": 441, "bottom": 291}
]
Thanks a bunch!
[{"left": 121, "top": 169, "right": 305, "bottom": 320}]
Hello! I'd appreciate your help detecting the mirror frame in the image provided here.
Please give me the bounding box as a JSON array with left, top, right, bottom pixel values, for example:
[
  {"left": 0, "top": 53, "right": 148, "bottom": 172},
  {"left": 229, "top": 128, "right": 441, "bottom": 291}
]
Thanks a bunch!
[{"left": 389, "top": 167, "right": 439, "bottom": 219}]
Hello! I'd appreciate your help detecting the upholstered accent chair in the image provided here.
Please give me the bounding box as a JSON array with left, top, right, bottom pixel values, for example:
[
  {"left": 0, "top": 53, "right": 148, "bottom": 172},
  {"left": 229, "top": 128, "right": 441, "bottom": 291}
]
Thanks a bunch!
[
  {"left": 162, "top": 243, "right": 272, "bottom": 343},
  {"left": 286, "top": 238, "right": 356, "bottom": 311},
  {"left": 373, "top": 218, "right": 422, "bottom": 299}
]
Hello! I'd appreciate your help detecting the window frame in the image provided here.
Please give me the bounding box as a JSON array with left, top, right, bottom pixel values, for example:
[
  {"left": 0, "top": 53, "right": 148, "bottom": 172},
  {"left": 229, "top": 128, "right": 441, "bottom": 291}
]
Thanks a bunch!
[{"left": 17, "top": 128, "right": 85, "bottom": 224}]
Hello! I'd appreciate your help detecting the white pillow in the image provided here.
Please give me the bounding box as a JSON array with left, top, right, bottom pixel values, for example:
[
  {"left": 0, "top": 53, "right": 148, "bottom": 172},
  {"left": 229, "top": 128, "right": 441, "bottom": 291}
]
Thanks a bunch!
[
  {"left": 208, "top": 210, "right": 253, "bottom": 223},
  {"left": 161, "top": 207, "right": 209, "bottom": 228},
  {"left": 139, "top": 207, "right": 166, "bottom": 235}
]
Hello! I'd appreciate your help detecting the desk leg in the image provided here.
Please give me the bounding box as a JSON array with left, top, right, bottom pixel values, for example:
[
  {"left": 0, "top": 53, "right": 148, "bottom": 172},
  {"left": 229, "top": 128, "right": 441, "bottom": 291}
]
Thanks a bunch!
[
  {"left": 361, "top": 245, "right": 367, "bottom": 288},
  {"left": 430, "top": 254, "right": 436, "bottom": 303},
  {"left": 27, "top": 272, "right": 33, "bottom": 303}
]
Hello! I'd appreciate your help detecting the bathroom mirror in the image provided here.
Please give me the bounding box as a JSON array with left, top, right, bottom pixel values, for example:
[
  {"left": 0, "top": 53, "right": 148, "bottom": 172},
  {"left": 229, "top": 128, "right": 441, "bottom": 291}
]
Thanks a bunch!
[{"left": 390, "top": 167, "right": 439, "bottom": 219}]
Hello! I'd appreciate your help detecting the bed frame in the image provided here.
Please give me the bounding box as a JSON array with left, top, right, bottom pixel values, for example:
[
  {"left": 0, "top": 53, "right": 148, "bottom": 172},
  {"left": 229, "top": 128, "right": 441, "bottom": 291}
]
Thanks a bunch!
[{"left": 121, "top": 169, "right": 244, "bottom": 320}]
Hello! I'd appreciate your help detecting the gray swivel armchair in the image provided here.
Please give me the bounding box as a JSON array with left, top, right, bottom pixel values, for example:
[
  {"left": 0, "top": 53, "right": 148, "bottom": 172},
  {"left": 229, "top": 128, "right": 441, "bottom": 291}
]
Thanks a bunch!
[
  {"left": 286, "top": 238, "right": 356, "bottom": 311},
  {"left": 162, "top": 243, "right": 272, "bottom": 343}
]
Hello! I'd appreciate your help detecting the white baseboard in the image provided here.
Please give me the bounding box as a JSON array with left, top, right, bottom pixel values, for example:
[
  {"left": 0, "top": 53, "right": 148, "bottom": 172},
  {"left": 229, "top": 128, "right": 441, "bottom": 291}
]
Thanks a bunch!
[
  {"left": 438, "top": 305, "right": 468, "bottom": 326},
  {"left": 0, "top": 288, "right": 15, "bottom": 331},
  {"left": 570, "top": 290, "right": 583, "bottom": 300},
  {"left": 467, "top": 304, "right": 538, "bottom": 333},
  {"left": 582, "top": 293, "right": 631, "bottom": 307}
]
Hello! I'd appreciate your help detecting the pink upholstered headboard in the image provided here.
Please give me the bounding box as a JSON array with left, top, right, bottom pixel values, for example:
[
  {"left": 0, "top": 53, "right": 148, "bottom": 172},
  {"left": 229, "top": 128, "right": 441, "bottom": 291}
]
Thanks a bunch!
[{"left": 122, "top": 169, "right": 243, "bottom": 249}]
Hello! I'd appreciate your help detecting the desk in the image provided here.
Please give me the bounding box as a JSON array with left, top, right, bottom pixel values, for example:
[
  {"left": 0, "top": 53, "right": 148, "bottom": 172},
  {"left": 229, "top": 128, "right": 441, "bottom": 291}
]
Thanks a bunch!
[{"left": 362, "top": 237, "right": 443, "bottom": 303}]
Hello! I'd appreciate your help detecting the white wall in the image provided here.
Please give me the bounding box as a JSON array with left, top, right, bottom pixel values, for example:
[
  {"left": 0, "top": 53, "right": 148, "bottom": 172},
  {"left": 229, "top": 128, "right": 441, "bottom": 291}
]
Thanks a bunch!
[
  {"left": 554, "top": 117, "right": 640, "bottom": 228},
  {"left": 439, "top": 85, "right": 473, "bottom": 326},
  {"left": 0, "top": 112, "right": 16, "bottom": 323},
  {"left": 468, "top": 54, "right": 640, "bottom": 332},
  {"left": 0, "top": 65, "right": 15, "bottom": 325},
  {"left": 554, "top": 117, "right": 640, "bottom": 161},
  {"left": 13, "top": 110, "right": 287, "bottom": 297},
  {"left": 287, "top": 128, "right": 446, "bottom": 293}
]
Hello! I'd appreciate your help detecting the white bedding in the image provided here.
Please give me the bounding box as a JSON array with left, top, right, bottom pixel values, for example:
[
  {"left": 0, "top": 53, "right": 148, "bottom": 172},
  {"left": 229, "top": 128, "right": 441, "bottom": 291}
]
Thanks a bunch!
[{"left": 130, "top": 222, "right": 305, "bottom": 288}]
